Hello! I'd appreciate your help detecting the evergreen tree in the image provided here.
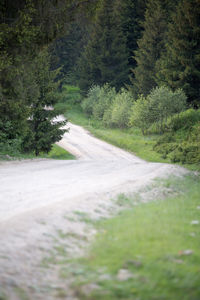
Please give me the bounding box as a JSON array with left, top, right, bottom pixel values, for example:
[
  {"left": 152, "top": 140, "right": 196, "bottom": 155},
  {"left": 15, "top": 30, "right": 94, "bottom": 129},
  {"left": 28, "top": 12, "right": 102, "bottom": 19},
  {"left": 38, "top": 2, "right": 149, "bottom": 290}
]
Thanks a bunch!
[
  {"left": 77, "top": 0, "right": 129, "bottom": 93},
  {"left": 120, "top": 0, "right": 146, "bottom": 71},
  {"left": 131, "top": 0, "right": 176, "bottom": 96},
  {"left": 23, "top": 50, "right": 67, "bottom": 156},
  {"left": 49, "top": 20, "right": 90, "bottom": 85},
  {"left": 156, "top": 0, "right": 200, "bottom": 106},
  {"left": 0, "top": 1, "right": 38, "bottom": 149},
  {"left": 0, "top": 0, "right": 98, "bottom": 148}
]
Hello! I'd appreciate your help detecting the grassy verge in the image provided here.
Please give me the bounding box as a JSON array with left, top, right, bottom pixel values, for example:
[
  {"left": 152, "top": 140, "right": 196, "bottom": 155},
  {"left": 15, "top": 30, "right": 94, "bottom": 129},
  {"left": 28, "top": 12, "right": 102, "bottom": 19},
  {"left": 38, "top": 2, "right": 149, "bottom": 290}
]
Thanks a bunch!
[
  {"left": 47, "top": 144, "right": 75, "bottom": 160},
  {"left": 72, "top": 174, "right": 200, "bottom": 300},
  {"left": 66, "top": 106, "right": 199, "bottom": 170},
  {"left": 0, "top": 144, "right": 75, "bottom": 161}
]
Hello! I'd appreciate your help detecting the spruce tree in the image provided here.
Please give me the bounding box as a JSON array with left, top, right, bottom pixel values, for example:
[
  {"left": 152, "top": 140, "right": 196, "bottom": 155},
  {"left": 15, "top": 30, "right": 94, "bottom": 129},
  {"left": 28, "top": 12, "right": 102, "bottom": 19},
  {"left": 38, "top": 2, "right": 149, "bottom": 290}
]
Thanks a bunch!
[
  {"left": 156, "top": 0, "right": 200, "bottom": 106},
  {"left": 0, "top": 0, "right": 98, "bottom": 152},
  {"left": 23, "top": 50, "right": 67, "bottom": 156},
  {"left": 131, "top": 0, "right": 175, "bottom": 96},
  {"left": 120, "top": 0, "right": 146, "bottom": 71},
  {"left": 78, "top": 0, "right": 129, "bottom": 93}
]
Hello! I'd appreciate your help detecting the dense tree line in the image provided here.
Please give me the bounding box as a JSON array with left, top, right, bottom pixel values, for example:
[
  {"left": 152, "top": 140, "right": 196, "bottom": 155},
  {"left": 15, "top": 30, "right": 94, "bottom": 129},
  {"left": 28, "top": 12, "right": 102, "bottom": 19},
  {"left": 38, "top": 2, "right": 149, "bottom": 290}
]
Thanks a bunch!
[
  {"left": 0, "top": 0, "right": 98, "bottom": 155},
  {"left": 0, "top": 0, "right": 199, "bottom": 157},
  {"left": 69, "top": 0, "right": 199, "bottom": 105}
]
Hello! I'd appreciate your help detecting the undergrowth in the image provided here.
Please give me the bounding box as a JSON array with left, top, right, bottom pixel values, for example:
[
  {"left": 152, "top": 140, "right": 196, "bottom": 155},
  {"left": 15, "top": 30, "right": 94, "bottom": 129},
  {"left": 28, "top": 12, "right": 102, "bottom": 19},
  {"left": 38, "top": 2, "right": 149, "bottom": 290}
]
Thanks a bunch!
[{"left": 0, "top": 144, "right": 75, "bottom": 161}]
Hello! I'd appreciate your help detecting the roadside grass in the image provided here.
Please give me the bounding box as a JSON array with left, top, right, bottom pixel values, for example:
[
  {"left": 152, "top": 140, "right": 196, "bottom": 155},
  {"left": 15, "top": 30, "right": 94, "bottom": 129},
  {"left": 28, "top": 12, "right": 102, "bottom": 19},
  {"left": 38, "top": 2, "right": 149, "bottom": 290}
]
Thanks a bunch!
[
  {"left": 47, "top": 144, "right": 75, "bottom": 160},
  {"left": 0, "top": 144, "right": 75, "bottom": 161},
  {"left": 72, "top": 174, "right": 200, "bottom": 300},
  {"left": 66, "top": 105, "right": 199, "bottom": 171}
]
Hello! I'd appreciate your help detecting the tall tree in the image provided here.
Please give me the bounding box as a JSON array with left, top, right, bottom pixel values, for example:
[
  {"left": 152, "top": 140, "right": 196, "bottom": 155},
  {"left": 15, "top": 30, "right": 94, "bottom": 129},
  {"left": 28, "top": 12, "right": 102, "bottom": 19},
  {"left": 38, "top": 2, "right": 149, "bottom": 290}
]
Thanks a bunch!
[
  {"left": 131, "top": 0, "right": 176, "bottom": 96},
  {"left": 156, "top": 0, "right": 200, "bottom": 106},
  {"left": 49, "top": 19, "right": 90, "bottom": 85},
  {"left": 120, "top": 0, "right": 146, "bottom": 71},
  {"left": 0, "top": 0, "right": 99, "bottom": 152},
  {"left": 77, "top": 0, "right": 129, "bottom": 93},
  {"left": 23, "top": 50, "right": 67, "bottom": 156}
]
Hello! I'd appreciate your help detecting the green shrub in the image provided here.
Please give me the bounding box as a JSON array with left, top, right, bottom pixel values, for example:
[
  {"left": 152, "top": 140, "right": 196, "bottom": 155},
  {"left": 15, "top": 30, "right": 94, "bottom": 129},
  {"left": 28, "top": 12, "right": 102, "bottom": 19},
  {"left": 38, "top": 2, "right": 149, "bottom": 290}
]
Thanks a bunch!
[
  {"left": 0, "top": 120, "right": 22, "bottom": 156},
  {"left": 110, "top": 89, "right": 133, "bottom": 128},
  {"left": 148, "top": 86, "right": 187, "bottom": 132},
  {"left": 102, "top": 107, "right": 113, "bottom": 127},
  {"left": 62, "top": 85, "right": 81, "bottom": 104},
  {"left": 92, "top": 84, "right": 116, "bottom": 120},
  {"left": 129, "top": 95, "right": 152, "bottom": 134},
  {"left": 129, "top": 87, "right": 187, "bottom": 134},
  {"left": 81, "top": 85, "right": 102, "bottom": 116},
  {"left": 154, "top": 122, "right": 200, "bottom": 164},
  {"left": 0, "top": 138, "right": 22, "bottom": 156},
  {"left": 169, "top": 108, "right": 200, "bottom": 131},
  {"left": 169, "top": 143, "right": 200, "bottom": 164},
  {"left": 81, "top": 84, "right": 116, "bottom": 120}
]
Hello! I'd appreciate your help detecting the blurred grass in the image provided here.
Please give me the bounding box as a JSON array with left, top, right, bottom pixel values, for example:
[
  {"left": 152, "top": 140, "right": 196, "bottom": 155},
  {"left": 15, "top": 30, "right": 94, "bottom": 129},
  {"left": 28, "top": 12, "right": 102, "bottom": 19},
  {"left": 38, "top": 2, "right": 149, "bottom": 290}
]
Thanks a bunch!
[
  {"left": 0, "top": 144, "right": 75, "bottom": 161},
  {"left": 47, "top": 144, "right": 75, "bottom": 160},
  {"left": 74, "top": 174, "right": 200, "bottom": 300}
]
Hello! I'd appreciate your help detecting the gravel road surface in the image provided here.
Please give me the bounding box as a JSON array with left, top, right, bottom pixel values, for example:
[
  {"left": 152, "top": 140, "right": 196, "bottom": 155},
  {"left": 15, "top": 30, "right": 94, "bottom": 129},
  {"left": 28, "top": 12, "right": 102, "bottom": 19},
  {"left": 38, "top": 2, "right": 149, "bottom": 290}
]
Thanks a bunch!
[{"left": 0, "top": 121, "right": 186, "bottom": 299}]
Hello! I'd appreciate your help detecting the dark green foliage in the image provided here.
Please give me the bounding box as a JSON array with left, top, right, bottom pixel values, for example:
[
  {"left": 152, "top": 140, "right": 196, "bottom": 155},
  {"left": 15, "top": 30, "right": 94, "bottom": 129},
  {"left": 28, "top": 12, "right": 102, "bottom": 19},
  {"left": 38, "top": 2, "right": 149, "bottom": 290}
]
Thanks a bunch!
[
  {"left": 131, "top": 0, "right": 170, "bottom": 96},
  {"left": 116, "top": 0, "right": 146, "bottom": 71},
  {"left": 49, "top": 21, "right": 90, "bottom": 85},
  {"left": 54, "top": 85, "right": 81, "bottom": 113},
  {"left": 62, "top": 85, "right": 81, "bottom": 105},
  {"left": 78, "top": 0, "right": 129, "bottom": 93},
  {"left": 0, "top": 1, "right": 38, "bottom": 149},
  {"left": 169, "top": 109, "right": 200, "bottom": 131},
  {"left": 0, "top": 0, "right": 99, "bottom": 157},
  {"left": 153, "top": 109, "right": 200, "bottom": 164},
  {"left": 22, "top": 50, "right": 67, "bottom": 156},
  {"left": 156, "top": 0, "right": 200, "bottom": 106}
]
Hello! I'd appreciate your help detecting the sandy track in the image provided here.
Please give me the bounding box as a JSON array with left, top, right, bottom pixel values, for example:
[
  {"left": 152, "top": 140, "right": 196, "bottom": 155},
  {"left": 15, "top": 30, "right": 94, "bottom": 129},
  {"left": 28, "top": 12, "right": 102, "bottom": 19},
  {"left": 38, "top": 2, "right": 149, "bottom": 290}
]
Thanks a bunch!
[{"left": 0, "top": 121, "right": 186, "bottom": 299}]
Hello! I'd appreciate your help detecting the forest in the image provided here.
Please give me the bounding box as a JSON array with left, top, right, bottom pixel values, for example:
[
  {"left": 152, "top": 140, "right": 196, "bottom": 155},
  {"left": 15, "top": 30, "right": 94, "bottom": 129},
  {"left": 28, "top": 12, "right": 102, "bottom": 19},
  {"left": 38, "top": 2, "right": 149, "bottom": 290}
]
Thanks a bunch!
[
  {"left": 1, "top": 2, "right": 200, "bottom": 299},
  {"left": 0, "top": 0, "right": 200, "bottom": 165}
]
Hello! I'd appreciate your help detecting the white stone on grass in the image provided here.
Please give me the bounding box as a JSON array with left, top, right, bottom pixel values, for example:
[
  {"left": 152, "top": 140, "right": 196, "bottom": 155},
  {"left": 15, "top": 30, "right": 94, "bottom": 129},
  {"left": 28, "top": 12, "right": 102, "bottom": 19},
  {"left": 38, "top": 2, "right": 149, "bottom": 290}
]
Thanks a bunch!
[
  {"left": 117, "top": 269, "right": 136, "bottom": 281},
  {"left": 191, "top": 220, "right": 199, "bottom": 225}
]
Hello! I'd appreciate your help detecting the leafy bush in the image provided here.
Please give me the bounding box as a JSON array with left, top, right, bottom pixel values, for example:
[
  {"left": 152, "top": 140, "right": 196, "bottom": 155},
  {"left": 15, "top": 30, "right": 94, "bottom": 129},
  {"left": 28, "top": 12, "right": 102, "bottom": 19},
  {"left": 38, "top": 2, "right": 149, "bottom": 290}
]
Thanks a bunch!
[
  {"left": 110, "top": 89, "right": 133, "bottom": 128},
  {"left": 62, "top": 85, "right": 81, "bottom": 104},
  {"left": 102, "top": 107, "right": 113, "bottom": 127},
  {"left": 81, "top": 84, "right": 116, "bottom": 120},
  {"left": 148, "top": 86, "right": 187, "bottom": 131},
  {"left": 54, "top": 85, "right": 81, "bottom": 113},
  {"left": 0, "top": 138, "right": 22, "bottom": 156},
  {"left": 129, "top": 95, "right": 152, "bottom": 134},
  {"left": 154, "top": 122, "right": 200, "bottom": 164},
  {"left": 0, "top": 120, "right": 22, "bottom": 156},
  {"left": 92, "top": 84, "right": 116, "bottom": 121},
  {"left": 169, "top": 108, "right": 200, "bottom": 131},
  {"left": 81, "top": 85, "right": 102, "bottom": 117},
  {"left": 129, "top": 86, "right": 187, "bottom": 134}
]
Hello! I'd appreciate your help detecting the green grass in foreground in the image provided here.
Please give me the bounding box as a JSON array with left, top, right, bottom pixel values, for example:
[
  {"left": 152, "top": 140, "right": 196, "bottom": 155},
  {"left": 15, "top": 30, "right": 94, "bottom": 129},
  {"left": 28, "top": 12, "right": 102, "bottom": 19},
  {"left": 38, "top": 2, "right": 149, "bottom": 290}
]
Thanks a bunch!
[
  {"left": 74, "top": 174, "right": 200, "bottom": 300},
  {"left": 66, "top": 106, "right": 199, "bottom": 171},
  {"left": 0, "top": 144, "right": 75, "bottom": 161}
]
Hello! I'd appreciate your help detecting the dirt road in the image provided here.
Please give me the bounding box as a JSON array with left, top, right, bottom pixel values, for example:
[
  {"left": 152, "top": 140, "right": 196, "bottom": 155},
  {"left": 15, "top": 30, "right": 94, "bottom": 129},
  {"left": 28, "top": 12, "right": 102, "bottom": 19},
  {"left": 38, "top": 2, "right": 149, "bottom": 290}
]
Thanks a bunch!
[{"left": 0, "top": 121, "right": 186, "bottom": 299}]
